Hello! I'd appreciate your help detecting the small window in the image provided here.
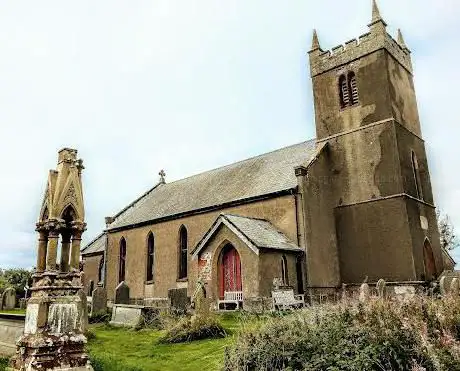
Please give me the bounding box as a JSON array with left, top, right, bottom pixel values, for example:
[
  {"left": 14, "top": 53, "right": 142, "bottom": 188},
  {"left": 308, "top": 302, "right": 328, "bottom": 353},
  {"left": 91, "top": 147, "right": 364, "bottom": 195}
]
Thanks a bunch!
[
  {"left": 348, "top": 72, "right": 359, "bottom": 105},
  {"left": 119, "top": 237, "right": 126, "bottom": 283},
  {"left": 281, "top": 255, "right": 289, "bottom": 286},
  {"left": 98, "top": 256, "right": 104, "bottom": 283},
  {"left": 411, "top": 151, "right": 424, "bottom": 200},
  {"left": 339, "top": 72, "right": 359, "bottom": 108},
  {"left": 339, "top": 74, "right": 349, "bottom": 108},
  {"left": 178, "top": 226, "right": 188, "bottom": 279},
  {"left": 146, "top": 232, "right": 155, "bottom": 282}
]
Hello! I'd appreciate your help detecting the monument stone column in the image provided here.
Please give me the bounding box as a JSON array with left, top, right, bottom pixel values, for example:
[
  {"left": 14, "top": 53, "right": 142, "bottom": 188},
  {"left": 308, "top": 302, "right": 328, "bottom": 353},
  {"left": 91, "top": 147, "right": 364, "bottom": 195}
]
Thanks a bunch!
[
  {"left": 9, "top": 148, "right": 93, "bottom": 371},
  {"left": 35, "top": 225, "right": 48, "bottom": 272}
]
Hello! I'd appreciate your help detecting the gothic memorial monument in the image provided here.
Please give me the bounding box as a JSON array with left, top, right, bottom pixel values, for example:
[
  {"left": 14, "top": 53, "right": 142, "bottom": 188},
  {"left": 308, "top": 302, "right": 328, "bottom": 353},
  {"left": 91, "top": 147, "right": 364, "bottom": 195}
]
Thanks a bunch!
[{"left": 10, "top": 148, "right": 92, "bottom": 370}]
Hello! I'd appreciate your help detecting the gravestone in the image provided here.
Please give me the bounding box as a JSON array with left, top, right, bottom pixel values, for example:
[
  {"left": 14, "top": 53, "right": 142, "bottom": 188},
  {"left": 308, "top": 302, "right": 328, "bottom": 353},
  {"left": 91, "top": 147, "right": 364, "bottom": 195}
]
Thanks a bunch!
[
  {"left": 439, "top": 276, "right": 448, "bottom": 296},
  {"left": 376, "top": 279, "right": 386, "bottom": 299},
  {"left": 168, "top": 288, "right": 189, "bottom": 314},
  {"left": 115, "top": 281, "right": 130, "bottom": 304},
  {"left": 91, "top": 284, "right": 107, "bottom": 316},
  {"left": 2, "top": 287, "right": 16, "bottom": 310},
  {"left": 450, "top": 278, "right": 460, "bottom": 297},
  {"left": 110, "top": 305, "right": 143, "bottom": 327},
  {"left": 359, "top": 283, "right": 370, "bottom": 302}
]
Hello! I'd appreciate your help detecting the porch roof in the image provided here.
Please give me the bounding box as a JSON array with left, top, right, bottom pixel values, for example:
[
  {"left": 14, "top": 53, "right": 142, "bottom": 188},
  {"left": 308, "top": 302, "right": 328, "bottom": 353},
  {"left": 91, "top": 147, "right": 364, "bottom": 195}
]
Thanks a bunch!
[{"left": 192, "top": 213, "right": 303, "bottom": 259}]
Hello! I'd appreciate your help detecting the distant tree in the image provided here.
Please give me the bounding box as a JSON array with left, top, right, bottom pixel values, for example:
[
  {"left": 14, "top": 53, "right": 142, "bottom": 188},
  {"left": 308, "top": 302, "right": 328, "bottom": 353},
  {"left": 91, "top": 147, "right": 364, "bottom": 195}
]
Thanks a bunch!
[
  {"left": 0, "top": 268, "right": 33, "bottom": 298},
  {"left": 437, "top": 211, "right": 460, "bottom": 251}
]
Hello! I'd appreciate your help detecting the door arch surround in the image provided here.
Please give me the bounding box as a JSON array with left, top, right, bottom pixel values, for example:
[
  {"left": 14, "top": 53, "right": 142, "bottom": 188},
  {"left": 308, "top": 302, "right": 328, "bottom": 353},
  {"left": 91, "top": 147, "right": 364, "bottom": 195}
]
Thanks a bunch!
[{"left": 218, "top": 243, "right": 242, "bottom": 299}]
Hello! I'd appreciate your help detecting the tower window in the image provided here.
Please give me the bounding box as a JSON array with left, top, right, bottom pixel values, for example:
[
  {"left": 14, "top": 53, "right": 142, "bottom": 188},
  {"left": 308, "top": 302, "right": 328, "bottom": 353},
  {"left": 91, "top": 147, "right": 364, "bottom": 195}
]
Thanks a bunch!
[
  {"left": 119, "top": 237, "right": 126, "bottom": 283},
  {"left": 339, "top": 72, "right": 359, "bottom": 108},
  {"left": 411, "top": 151, "right": 424, "bottom": 200},
  {"left": 146, "top": 232, "right": 155, "bottom": 282},
  {"left": 339, "top": 75, "right": 349, "bottom": 108},
  {"left": 178, "top": 226, "right": 188, "bottom": 279},
  {"left": 348, "top": 72, "right": 359, "bottom": 105}
]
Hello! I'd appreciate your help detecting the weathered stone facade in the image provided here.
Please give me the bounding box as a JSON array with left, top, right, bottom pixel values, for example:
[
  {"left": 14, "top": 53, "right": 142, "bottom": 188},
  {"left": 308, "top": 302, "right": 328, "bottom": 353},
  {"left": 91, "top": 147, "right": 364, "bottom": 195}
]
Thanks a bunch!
[{"left": 81, "top": 1, "right": 451, "bottom": 308}]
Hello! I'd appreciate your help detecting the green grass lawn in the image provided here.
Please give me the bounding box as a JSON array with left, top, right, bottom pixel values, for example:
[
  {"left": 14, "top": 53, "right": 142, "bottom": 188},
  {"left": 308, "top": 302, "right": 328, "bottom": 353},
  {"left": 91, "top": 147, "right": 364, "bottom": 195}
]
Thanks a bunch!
[
  {"left": 0, "top": 313, "right": 250, "bottom": 371},
  {"left": 0, "top": 308, "right": 26, "bottom": 315},
  {"left": 88, "top": 313, "right": 245, "bottom": 371}
]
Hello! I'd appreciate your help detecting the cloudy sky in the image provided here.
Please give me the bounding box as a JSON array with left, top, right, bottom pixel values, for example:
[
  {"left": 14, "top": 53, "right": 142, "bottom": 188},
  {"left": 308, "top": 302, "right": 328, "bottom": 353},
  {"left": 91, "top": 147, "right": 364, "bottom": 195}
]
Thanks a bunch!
[{"left": 0, "top": 0, "right": 459, "bottom": 268}]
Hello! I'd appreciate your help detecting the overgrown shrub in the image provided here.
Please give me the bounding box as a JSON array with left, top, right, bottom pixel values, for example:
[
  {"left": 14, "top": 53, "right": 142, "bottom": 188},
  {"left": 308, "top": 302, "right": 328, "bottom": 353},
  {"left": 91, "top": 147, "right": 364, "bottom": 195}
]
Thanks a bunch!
[
  {"left": 159, "top": 313, "right": 226, "bottom": 343},
  {"left": 224, "top": 296, "right": 460, "bottom": 370},
  {"left": 0, "top": 358, "right": 9, "bottom": 371}
]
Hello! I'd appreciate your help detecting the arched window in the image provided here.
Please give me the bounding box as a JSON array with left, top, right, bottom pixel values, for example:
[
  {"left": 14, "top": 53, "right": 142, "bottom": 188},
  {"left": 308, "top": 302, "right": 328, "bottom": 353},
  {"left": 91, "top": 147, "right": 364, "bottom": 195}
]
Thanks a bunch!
[
  {"left": 98, "top": 256, "right": 104, "bottom": 283},
  {"left": 178, "top": 226, "right": 188, "bottom": 279},
  {"left": 281, "top": 255, "right": 289, "bottom": 286},
  {"left": 119, "top": 237, "right": 126, "bottom": 283},
  {"left": 411, "top": 151, "right": 424, "bottom": 200},
  {"left": 146, "top": 232, "right": 155, "bottom": 282},
  {"left": 348, "top": 72, "right": 359, "bottom": 105},
  {"left": 339, "top": 74, "right": 349, "bottom": 108}
]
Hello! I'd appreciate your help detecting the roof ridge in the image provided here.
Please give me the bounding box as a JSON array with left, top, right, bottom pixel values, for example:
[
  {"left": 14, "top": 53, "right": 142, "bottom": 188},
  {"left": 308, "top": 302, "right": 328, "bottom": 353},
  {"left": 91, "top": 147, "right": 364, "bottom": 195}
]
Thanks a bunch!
[
  {"left": 164, "top": 139, "right": 315, "bottom": 187},
  {"left": 109, "top": 181, "right": 165, "bottom": 222},
  {"left": 107, "top": 139, "right": 315, "bottom": 225}
]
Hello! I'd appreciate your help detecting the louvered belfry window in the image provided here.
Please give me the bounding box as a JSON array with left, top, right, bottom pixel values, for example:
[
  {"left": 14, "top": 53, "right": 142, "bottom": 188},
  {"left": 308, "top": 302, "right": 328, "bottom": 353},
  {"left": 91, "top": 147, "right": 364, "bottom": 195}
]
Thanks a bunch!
[
  {"left": 339, "top": 71, "right": 359, "bottom": 108},
  {"left": 339, "top": 75, "right": 349, "bottom": 108},
  {"left": 348, "top": 72, "right": 359, "bottom": 105}
]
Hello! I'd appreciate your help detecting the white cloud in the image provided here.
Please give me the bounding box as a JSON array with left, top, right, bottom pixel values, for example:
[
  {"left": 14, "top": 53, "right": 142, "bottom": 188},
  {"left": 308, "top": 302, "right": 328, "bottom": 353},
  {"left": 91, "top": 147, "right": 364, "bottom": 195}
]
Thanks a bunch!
[{"left": 0, "top": 0, "right": 459, "bottom": 268}]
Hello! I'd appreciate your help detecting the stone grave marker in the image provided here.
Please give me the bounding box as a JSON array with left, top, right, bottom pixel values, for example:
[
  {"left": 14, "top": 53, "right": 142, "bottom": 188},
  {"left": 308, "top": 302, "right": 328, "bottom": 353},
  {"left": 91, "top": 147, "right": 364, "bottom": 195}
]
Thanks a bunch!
[
  {"left": 168, "top": 288, "right": 189, "bottom": 314},
  {"left": 359, "top": 283, "right": 370, "bottom": 302},
  {"left": 2, "top": 287, "right": 16, "bottom": 310},
  {"left": 115, "top": 281, "right": 130, "bottom": 304},
  {"left": 91, "top": 284, "right": 107, "bottom": 316},
  {"left": 376, "top": 279, "right": 386, "bottom": 299}
]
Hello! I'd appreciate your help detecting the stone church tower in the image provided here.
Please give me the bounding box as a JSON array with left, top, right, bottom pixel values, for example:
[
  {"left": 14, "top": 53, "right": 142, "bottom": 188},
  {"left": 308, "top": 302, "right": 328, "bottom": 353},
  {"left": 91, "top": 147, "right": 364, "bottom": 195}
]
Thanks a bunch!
[{"left": 297, "top": 0, "right": 443, "bottom": 288}]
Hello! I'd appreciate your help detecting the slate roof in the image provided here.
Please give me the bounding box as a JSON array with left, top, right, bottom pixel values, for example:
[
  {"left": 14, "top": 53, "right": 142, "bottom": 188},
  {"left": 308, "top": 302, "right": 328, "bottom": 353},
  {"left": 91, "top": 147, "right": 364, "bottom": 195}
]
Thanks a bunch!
[
  {"left": 192, "top": 214, "right": 302, "bottom": 258},
  {"left": 81, "top": 232, "right": 105, "bottom": 255},
  {"left": 107, "top": 139, "right": 316, "bottom": 230}
]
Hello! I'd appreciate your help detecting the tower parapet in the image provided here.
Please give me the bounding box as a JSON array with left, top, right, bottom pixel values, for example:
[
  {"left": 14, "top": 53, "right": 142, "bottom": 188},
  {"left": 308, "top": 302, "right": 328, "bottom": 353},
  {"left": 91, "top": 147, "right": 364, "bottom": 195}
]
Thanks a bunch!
[
  {"left": 309, "top": 0, "right": 411, "bottom": 77},
  {"left": 309, "top": 30, "right": 412, "bottom": 77}
]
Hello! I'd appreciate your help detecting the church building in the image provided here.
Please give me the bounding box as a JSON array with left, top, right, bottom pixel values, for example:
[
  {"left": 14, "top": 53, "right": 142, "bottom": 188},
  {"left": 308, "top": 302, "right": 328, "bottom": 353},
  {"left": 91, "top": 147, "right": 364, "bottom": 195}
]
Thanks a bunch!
[{"left": 81, "top": 1, "right": 452, "bottom": 305}]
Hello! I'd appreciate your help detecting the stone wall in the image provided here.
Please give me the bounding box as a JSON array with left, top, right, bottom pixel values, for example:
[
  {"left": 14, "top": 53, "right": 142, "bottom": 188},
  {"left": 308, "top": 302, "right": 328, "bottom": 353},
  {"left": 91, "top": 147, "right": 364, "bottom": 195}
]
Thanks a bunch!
[{"left": 105, "top": 195, "right": 298, "bottom": 300}]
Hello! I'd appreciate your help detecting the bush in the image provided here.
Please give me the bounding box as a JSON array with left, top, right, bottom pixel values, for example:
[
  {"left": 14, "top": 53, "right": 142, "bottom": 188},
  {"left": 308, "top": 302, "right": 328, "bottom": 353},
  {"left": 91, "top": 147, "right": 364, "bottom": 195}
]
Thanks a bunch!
[
  {"left": 159, "top": 313, "right": 227, "bottom": 343},
  {"left": 0, "top": 358, "right": 9, "bottom": 371},
  {"left": 224, "top": 296, "right": 460, "bottom": 370}
]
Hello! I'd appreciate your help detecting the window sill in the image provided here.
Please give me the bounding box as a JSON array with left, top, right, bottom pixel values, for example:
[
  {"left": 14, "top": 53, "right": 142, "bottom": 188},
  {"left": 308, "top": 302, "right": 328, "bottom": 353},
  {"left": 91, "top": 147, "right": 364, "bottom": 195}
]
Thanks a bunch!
[
  {"left": 144, "top": 280, "right": 155, "bottom": 285},
  {"left": 176, "top": 278, "right": 188, "bottom": 282}
]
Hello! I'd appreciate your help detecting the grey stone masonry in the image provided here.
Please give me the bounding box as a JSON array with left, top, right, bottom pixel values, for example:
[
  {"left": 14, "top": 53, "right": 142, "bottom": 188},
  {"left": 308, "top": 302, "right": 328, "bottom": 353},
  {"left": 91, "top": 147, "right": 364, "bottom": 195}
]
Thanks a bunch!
[{"left": 309, "top": 30, "right": 412, "bottom": 77}]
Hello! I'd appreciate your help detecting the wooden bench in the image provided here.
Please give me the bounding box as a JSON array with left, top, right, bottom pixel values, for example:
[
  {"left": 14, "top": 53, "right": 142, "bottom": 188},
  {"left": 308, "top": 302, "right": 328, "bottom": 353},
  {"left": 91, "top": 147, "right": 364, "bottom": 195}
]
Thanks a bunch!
[
  {"left": 217, "top": 291, "right": 243, "bottom": 310},
  {"left": 272, "top": 289, "right": 305, "bottom": 310}
]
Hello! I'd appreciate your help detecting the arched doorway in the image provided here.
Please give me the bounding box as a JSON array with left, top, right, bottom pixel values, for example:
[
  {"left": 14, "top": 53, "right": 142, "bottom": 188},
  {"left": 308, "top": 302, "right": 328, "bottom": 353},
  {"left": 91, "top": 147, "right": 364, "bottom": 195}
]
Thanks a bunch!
[
  {"left": 423, "top": 239, "right": 436, "bottom": 280},
  {"left": 219, "top": 244, "right": 242, "bottom": 299}
]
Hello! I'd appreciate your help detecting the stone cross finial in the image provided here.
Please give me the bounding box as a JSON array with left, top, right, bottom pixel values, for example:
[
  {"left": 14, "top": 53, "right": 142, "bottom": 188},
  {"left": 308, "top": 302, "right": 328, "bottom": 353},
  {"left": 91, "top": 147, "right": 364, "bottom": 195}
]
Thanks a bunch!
[{"left": 159, "top": 169, "right": 166, "bottom": 184}]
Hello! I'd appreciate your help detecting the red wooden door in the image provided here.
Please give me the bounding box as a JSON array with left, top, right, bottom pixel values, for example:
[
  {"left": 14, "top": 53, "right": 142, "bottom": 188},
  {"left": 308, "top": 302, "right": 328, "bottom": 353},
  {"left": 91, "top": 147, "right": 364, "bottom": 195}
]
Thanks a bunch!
[{"left": 219, "top": 245, "right": 242, "bottom": 298}]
